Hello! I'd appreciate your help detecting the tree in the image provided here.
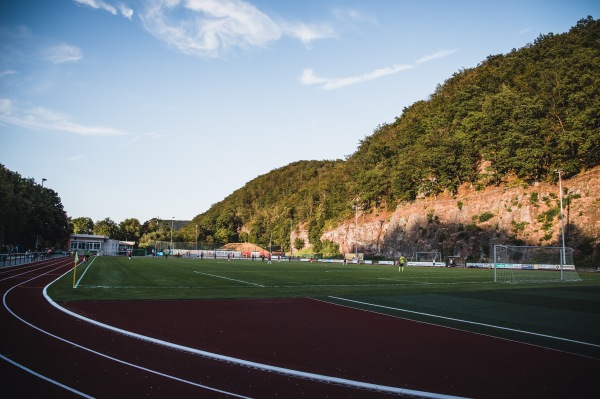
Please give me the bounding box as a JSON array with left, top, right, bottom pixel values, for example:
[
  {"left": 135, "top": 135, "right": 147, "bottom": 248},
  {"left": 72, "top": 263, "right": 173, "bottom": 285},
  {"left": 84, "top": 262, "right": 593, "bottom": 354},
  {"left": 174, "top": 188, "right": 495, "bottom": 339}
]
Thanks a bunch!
[
  {"left": 94, "top": 218, "right": 119, "bottom": 238},
  {"left": 294, "top": 237, "right": 305, "bottom": 251},
  {"left": 71, "top": 217, "right": 94, "bottom": 234},
  {"left": 119, "top": 218, "right": 142, "bottom": 243},
  {"left": 0, "top": 164, "right": 70, "bottom": 251}
]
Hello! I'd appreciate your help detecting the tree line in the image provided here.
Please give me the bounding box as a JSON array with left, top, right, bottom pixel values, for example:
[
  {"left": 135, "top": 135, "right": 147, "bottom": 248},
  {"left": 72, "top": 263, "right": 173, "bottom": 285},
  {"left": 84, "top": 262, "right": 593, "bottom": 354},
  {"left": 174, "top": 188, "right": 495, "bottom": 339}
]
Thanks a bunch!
[{"left": 0, "top": 164, "right": 70, "bottom": 252}]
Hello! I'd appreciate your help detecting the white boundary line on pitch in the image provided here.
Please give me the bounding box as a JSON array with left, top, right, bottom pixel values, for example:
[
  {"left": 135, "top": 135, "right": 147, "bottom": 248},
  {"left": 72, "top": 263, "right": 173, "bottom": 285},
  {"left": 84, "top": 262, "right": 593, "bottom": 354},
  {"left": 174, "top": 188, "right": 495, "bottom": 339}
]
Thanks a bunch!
[
  {"left": 193, "top": 271, "right": 265, "bottom": 287},
  {"left": 1, "top": 260, "right": 253, "bottom": 399},
  {"left": 328, "top": 296, "right": 600, "bottom": 349},
  {"left": 74, "top": 256, "right": 97, "bottom": 288},
  {"left": 43, "top": 271, "right": 471, "bottom": 399}
]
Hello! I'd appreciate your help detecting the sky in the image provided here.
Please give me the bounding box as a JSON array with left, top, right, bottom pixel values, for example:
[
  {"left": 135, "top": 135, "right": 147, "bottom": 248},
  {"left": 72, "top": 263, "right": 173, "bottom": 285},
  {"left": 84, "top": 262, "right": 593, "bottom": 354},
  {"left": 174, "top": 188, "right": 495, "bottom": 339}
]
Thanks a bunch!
[{"left": 1, "top": 1, "right": 598, "bottom": 224}]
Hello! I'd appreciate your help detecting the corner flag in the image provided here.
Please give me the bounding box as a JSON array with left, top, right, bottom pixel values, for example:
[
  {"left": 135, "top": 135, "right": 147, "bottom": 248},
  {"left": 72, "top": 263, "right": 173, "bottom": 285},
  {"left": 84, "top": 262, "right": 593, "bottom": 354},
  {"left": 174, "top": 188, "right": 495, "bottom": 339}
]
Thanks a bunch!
[{"left": 73, "top": 252, "right": 79, "bottom": 288}]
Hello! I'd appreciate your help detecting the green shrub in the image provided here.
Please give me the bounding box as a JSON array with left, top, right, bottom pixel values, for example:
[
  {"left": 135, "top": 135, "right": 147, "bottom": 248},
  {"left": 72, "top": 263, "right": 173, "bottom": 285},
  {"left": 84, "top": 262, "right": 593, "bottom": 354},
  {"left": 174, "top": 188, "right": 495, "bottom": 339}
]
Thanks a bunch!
[{"left": 478, "top": 211, "right": 495, "bottom": 223}]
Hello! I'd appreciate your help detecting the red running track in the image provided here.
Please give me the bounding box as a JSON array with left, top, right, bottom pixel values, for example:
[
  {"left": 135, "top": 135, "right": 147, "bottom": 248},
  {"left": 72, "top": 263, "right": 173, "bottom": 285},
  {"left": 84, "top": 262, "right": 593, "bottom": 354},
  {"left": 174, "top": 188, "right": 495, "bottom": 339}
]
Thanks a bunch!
[{"left": 1, "top": 257, "right": 598, "bottom": 398}]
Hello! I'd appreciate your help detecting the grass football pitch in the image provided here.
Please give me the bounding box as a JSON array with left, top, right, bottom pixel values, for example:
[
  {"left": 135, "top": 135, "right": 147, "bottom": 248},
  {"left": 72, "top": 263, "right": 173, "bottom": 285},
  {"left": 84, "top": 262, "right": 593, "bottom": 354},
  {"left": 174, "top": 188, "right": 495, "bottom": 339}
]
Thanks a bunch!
[{"left": 47, "top": 255, "right": 600, "bottom": 358}]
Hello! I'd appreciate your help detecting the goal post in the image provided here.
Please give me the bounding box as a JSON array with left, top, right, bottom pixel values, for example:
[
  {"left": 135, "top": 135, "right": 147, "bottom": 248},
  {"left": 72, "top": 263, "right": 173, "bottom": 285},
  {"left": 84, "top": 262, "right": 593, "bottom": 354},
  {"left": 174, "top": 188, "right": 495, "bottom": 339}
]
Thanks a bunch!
[{"left": 493, "top": 245, "right": 581, "bottom": 283}]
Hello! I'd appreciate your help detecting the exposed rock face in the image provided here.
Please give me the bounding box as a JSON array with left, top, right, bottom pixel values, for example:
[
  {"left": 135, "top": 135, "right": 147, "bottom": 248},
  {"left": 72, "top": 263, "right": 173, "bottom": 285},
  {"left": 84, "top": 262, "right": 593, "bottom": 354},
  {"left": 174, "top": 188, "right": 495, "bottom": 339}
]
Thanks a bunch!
[{"left": 298, "top": 167, "right": 600, "bottom": 262}]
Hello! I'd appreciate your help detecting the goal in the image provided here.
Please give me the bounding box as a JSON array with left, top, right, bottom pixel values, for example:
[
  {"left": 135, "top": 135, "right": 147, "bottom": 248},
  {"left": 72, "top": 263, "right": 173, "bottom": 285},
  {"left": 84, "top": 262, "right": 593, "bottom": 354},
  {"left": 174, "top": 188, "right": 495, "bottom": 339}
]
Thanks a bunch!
[
  {"left": 411, "top": 251, "right": 441, "bottom": 262},
  {"left": 493, "top": 245, "right": 581, "bottom": 283}
]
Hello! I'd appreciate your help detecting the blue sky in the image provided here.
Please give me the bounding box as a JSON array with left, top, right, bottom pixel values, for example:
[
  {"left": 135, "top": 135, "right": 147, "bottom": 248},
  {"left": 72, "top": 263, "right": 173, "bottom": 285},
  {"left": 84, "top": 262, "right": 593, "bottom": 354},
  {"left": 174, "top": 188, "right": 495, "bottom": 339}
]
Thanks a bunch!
[{"left": 1, "top": 0, "right": 598, "bottom": 224}]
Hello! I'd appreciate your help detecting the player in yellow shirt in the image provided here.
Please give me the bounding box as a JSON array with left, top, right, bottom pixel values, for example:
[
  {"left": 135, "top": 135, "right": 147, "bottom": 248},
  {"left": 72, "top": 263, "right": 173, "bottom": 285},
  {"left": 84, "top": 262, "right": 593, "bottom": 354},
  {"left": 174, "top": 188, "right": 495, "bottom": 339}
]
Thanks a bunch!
[{"left": 398, "top": 255, "right": 407, "bottom": 272}]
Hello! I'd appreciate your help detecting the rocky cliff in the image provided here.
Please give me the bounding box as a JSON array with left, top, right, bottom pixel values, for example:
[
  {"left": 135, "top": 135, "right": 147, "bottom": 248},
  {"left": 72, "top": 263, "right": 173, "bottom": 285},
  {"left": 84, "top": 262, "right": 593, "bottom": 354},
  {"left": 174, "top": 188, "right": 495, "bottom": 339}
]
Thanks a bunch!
[{"left": 295, "top": 166, "right": 600, "bottom": 263}]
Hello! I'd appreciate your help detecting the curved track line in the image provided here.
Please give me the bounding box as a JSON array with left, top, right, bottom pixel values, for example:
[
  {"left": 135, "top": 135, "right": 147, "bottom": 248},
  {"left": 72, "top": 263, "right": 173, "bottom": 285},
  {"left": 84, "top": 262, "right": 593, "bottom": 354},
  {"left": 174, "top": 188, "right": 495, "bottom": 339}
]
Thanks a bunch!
[
  {"left": 44, "top": 266, "right": 469, "bottom": 399},
  {"left": 1, "top": 259, "right": 252, "bottom": 399}
]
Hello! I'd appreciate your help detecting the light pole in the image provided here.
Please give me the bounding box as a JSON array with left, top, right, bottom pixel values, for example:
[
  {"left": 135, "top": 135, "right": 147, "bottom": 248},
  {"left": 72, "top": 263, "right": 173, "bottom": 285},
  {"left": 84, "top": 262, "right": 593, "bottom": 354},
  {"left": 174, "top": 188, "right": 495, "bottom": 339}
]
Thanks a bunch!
[
  {"left": 171, "top": 217, "right": 174, "bottom": 252},
  {"left": 36, "top": 178, "right": 47, "bottom": 250},
  {"left": 377, "top": 219, "right": 385, "bottom": 254},
  {"left": 352, "top": 203, "right": 360, "bottom": 263},
  {"left": 196, "top": 224, "right": 198, "bottom": 252},
  {"left": 555, "top": 170, "right": 566, "bottom": 280}
]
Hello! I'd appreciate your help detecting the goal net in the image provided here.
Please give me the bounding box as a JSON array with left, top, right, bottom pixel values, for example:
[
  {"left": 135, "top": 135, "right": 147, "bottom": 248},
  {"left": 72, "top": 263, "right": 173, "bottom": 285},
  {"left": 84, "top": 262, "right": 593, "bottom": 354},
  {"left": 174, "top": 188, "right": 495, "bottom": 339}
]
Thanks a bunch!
[
  {"left": 493, "top": 245, "right": 581, "bottom": 283},
  {"left": 409, "top": 251, "right": 445, "bottom": 267},
  {"left": 411, "top": 251, "right": 441, "bottom": 262}
]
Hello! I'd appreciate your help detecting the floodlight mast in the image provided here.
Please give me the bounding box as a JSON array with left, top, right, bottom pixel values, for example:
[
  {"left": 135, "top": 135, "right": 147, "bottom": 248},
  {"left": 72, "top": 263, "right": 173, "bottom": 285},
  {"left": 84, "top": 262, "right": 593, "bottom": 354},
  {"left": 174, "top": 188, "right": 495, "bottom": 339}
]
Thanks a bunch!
[
  {"left": 352, "top": 202, "right": 360, "bottom": 263},
  {"left": 555, "top": 170, "right": 566, "bottom": 281}
]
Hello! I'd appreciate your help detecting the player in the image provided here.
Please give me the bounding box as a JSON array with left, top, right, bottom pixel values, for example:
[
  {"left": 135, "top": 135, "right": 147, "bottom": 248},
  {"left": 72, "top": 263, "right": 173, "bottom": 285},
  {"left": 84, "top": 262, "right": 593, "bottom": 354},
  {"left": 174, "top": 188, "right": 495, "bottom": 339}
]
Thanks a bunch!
[{"left": 398, "top": 255, "right": 406, "bottom": 272}]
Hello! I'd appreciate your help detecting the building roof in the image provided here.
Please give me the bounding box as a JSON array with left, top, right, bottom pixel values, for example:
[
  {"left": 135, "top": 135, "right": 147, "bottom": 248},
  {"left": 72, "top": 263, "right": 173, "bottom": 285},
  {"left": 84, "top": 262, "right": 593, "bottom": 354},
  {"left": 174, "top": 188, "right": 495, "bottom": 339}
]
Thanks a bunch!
[{"left": 70, "top": 234, "right": 109, "bottom": 240}]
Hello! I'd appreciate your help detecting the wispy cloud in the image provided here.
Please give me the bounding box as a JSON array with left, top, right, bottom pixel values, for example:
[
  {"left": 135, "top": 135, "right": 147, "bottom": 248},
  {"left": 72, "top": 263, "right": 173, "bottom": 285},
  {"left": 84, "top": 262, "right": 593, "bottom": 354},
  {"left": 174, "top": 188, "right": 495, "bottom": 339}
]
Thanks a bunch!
[
  {"left": 332, "top": 7, "right": 379, "bottom": 27},
  {"left": 517, "top": 27, "right": 533, "bottom": 35},
  {"left": 279, "top": 21, "right": 336, "bottom": 47},
  {"left": 0, "top": 70, "right": 18, "bottom": 78},
  {"left": 415, "top": 49, "right": 459, "bottom": 64},
  {"left": 43, "top": 44, "right": 83, "bottom": 64},
  {"left": 137, "top": 0, "right": 334, "bottom": 58},
  {"left": 73, "top": 0, "right": 134, "bottom": 19},
  {"left": 118, "top": 3, "right": 134, "bottom": 19},
  {"left": 74, "top": 0, "right": 337, "bottom": 58},
  {"left": 0, "top": 98, "right": 130, "bottom": 136},
  {"left": 302, "top": 49, "right": 458, "bottom": 90},
  {"left": 67, "top": 155, "right": 84, "bottom": 161},
  {"left": 117, "top": 132, "right": 162, "bottom": 148},
  {"left": 301, "top": 64, "right": 413, "bottom": 90}
]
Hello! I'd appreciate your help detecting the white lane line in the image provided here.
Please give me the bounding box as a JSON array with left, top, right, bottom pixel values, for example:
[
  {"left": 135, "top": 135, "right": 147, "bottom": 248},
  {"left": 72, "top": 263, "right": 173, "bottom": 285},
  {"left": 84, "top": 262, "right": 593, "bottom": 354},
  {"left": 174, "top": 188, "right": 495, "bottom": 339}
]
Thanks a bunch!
[
  {"left": 194, "top": 271, "right": 265, "bottom": 287},
  {"left": 2, "top": 262, "right": 252, "bottom": 399},
  {"left": 328, "top": 296, "right": 600, "bottom": 349},
  {"left": 0, "top": 353, "right": 95, "bottom": 398},
  {"left": 0, "top": 262, "right": 58, "bottom": 282}
]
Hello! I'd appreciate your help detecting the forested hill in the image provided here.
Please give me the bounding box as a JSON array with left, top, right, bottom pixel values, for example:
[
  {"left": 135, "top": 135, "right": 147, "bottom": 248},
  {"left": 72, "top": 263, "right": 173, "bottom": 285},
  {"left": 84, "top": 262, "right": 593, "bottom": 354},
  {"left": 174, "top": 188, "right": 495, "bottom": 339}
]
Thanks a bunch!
[{"left": 180, "top": 17, "right": 600, "bottom": 255}]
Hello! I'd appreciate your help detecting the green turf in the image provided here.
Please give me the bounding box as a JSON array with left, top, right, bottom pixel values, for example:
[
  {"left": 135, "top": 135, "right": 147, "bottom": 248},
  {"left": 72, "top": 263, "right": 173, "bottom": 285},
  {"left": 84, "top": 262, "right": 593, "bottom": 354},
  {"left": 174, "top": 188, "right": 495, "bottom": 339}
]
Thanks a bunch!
[{"left": 46, "top": 255, "right": 600, "bottom": 358}]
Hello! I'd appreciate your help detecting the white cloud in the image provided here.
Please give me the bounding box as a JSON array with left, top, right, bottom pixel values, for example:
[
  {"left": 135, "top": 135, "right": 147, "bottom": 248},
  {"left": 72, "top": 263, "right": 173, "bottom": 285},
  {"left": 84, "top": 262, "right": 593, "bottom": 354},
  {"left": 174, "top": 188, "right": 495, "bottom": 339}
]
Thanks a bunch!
[
  {"left": 43, "top": 44, "right": 83, "bottom": 64},
  {"left": 0, "top": 98, "right": 130, "bottom": 136},
  {"left": 0, "top": 70, "right": 18, "bottom": 78},
  {"left": 300, "top": 68, "right": 330, "bottom": 86},
  {"left": 138, "top": 0, "right": 334, "bottom": 58},
  {"left": 280, "top": 21, "right": 336, "bottom": 47},
  {"left": 415, "top": 49, "right": 458, "bottom": 64},
  {"left": 74, "top": 0, "right": 117, "bottom": 15},
  {"left": 73, "top": 0, "right": 134, "bottom": 19},
  {"left": 517, "top": 28, "right": 533, "bottom": 35},
  {"left": 301, "top": 64, "right": 413, "bottom": 90},
  {"left": 67, "top": 155, "right": 85, "bottom": 161},
  {"left": 332, "top": 7, "right": 378, "bottom": 27},
  {"left": 302, "top": 49, "right": 458, "bottom": 90},
  {"left": 118, "top": 3, "right": 134, "bottom": 19}
]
